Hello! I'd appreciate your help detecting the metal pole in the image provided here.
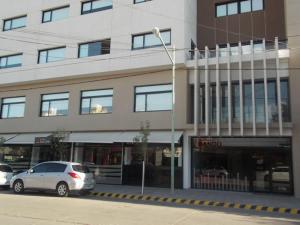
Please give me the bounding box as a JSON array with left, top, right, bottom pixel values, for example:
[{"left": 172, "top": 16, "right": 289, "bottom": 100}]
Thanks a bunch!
[
  {"left": 142, "top": 160, "right": 145, "bottom": 195},
  {"left": 171, "top": 45, "right": 176, "bottom": 194}
]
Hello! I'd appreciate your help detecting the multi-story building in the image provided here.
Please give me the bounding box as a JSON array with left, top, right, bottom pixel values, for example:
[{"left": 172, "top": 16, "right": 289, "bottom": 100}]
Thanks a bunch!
[{"left": 0, "top": 0, "right": 299, "bottom": 197}]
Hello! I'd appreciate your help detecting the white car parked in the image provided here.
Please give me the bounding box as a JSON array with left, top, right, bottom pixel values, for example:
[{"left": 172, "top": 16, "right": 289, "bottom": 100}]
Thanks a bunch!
[
  {"left": 0, "top": 163, "right": 13, "bottom": 189},
  {"left": 10, "top": 161, "right": 95, "bottom": 197}
]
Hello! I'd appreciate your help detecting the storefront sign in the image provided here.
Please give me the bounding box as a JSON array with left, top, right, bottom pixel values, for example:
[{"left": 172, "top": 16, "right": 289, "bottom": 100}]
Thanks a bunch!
[
  {"left": 193, "top": 138, "right": 223, "bottom": 149},
  {"left": 35, "top": 137, "right": 51, "bottom": 145}
]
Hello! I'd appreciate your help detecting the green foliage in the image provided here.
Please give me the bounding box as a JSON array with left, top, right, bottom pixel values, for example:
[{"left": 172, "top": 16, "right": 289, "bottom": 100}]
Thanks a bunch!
[
  {"left": 49, "top": 130, "right": 69, "bottom": 161},
  {"left": 133, "top": 121, "right": 151, "bottom": 163}
]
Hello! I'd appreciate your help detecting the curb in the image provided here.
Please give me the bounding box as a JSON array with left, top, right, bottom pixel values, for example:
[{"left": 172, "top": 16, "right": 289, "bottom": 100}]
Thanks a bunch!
[{"left": 90, "top": 192, "right": 300, "bottom": 216}]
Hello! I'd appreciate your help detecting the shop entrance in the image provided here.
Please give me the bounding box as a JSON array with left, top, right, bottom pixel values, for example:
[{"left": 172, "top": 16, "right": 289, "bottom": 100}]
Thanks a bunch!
[
  {"left": 74, "top": 144, "right": 123, "bottom": 184},
  {"left": 192, "top": 137, "right": 293, "bottom": 195}
]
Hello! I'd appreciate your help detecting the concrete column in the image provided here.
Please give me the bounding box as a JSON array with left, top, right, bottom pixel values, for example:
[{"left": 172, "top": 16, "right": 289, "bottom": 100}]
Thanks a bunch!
[
  {"left": 238, "top": 42, "right": 244, "bottom": 136},
  {"left": 250, "top": 40, "right": 256, "bottom": 136},
  {"left": 73, "top": 144, "right": 83, "bottom": 163},
  {"left": 194, "top": 48, "right": 199, "bottom": 136},
  {"left": 216, "top": 45, "right": 221, "bottom": 136},
  {"left": 183, "top": 132, "right": 192, "bottom": 189},
  {"left": 30, "top": 146, "right": 40, "bottom": 167}
]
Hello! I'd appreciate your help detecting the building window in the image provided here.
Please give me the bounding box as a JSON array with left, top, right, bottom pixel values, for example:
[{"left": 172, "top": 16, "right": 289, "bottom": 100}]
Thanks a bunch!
[
  {"left": 42, "top": 6, "right": 69, "bottom": 23},
  {"left": 134, "top": 0, "right": 151, "bottom": 3},
  {"left": 135, "top": 84, "right": 172, "bottom": 112},
  {"left": 1, "top": 97, "right": 25, "bottom": 119},
  {"left": 81, "top": 89, "right": 113, "bottom": 114},
  {"left": 221, "top": 84, "right": 228, "bottom": 123},
  {"left": 216, "top": 4, "right": 227, "bottom": 17},
  {"left": 41, "top": 93, "right": 69, "bottom": 117},
  {"left": 240, "top": 0, "right": 252, "bottom": 13},
  {"left": 210, "top": 85, "right": 217, "bottom": 124},
  {"left": 227, "top": 2, "right": 238, "bottom": 15},
  {"left": 232, "top": 83, "right": 240, "bottom": 123},
  {"left": 132, "top": 30, "right": 171, "bottom": 50},
  {"left": 216, "top": 0, "right": 264, "bottom": 17},
  {"left": 255, "top": 82, "right": 265, "bottom": 123},
  {"left": 78, "top": 39, "right": 111, "bottom": 58},
  {"left": 0, "top": 54, "right": 22, "bottom": 69},
  {"left": 3, "top": 16, "right": 26, "bottom": 31},
  {"left": 252, "top": 0, "right": 264, "bottom": 11},
  {"left": 81, "top": 0, "right": 113, "bottom": 15},
  {"left": 38, "top": 47, "right": 66, "bottom": 64},
  {"left": 281, "top": 79, "right": 290, "bottom": 122}
]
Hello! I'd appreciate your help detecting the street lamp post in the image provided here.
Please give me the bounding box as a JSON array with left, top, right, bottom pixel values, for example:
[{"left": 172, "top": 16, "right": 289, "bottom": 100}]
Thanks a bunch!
[{"left": 153, "top": 27, "right": 176, "bottom": 193}]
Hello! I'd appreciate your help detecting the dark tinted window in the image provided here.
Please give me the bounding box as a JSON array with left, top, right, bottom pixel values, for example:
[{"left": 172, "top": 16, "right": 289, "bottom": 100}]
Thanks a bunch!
[
  {"left": 46, "top": 163, "right": 67, "bottom": 172},
  {"left": 32, "top": 164, "right": 48, "bottom": 173},
  {"left": 72, "top": 165, "right": 90, "bottom": 173},
  {"left": 0, "top": 165, "right": 13, "bottom": 172}
]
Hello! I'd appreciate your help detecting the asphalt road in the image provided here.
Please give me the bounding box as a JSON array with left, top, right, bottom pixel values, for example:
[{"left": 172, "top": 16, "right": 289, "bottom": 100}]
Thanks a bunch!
[{"left": 0, "top": 190, "right": 299, "bottom": 225}]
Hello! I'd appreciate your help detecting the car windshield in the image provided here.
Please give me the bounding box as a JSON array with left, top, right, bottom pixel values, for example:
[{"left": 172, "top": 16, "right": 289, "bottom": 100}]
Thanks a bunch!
[
  {"left": 72, "top": 165, "right": 90, "bottom": 173},
  {"left": 0, "top": 165, "right": 13, "bottom": 172}
]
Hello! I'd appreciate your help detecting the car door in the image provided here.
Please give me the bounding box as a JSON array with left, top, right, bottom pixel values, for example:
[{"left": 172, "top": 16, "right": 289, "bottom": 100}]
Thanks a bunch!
[
  {"left": 23, "top": 163, "right": 48, "bottom": 189},
  {"left": 44, "top": 163, "right": 67, "bottom": 190}
]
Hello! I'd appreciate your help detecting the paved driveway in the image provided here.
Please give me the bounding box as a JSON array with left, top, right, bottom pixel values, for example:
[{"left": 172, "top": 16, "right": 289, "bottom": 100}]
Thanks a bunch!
[{"left": 0, "top": 190, "right": 299, "bottom": 225}]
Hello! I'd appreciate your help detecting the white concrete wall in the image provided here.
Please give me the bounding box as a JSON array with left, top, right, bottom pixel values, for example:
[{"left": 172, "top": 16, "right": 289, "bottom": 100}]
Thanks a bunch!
[{"left": 0, "top": 0, "right": 196, "bottom": 86}]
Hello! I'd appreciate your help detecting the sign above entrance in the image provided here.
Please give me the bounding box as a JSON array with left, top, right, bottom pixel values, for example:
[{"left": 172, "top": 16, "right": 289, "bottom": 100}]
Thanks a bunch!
[
  {"left": 193, "top": 138, "right": 223, "bottom": 149},
  {"left": 35, "top": 136, "right": 51, "bottom": 145}
]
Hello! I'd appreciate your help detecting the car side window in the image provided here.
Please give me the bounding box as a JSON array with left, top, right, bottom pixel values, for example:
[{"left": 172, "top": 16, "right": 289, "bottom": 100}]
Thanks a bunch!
[
  {"left": 46, "top": 163, "right": 67, "bottom": 173},
  {"left": 32, "top": 164, "right": 48, "bottom": 173}
]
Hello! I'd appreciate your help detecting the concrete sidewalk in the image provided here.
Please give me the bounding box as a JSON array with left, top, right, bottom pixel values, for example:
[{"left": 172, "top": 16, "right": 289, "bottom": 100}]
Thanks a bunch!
[{"left": 93, "top": 184, "right": 300, "bottom": 215}]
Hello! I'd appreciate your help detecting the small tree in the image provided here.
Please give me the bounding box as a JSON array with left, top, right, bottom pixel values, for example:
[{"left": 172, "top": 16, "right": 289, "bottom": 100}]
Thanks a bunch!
[
  {"left": 49, "top": 130, "right": 69, "bottom": 161},
  {"left": 133, "top": 121, "right": 151, "bottom": 194},
  {"left": 133, "top": 121, "right": 151, "bottom": 164}
]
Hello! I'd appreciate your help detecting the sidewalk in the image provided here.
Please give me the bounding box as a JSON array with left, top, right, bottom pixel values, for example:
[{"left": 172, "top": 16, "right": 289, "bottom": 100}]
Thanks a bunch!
[{"left": 92, "top": 184, "right": 300, "bottom": 215}]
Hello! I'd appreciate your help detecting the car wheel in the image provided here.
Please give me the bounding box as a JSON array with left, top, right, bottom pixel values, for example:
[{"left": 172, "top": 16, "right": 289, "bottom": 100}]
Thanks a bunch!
[
  {"left": 56, "top": 182, "right": 69, "bottom": 197},
  {"left": 13, "top": 180, "right": 24, "bottom": 194}
]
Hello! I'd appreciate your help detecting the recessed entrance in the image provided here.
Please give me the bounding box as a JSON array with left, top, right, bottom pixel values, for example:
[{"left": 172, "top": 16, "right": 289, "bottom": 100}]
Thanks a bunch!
[{"left": 191, "top": 137, "right": 293, "bottom": 195}]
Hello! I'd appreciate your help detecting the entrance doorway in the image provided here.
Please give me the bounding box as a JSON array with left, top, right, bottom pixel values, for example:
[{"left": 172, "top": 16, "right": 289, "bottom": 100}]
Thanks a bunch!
[{"left": 192, "top": 137, "right": 293, "bottom": 195}]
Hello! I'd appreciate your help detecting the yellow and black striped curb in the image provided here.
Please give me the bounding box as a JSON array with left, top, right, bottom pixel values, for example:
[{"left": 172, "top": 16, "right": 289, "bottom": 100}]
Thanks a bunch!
[{"left": 90, "top": 192, "right": 300, "bottom": 216}]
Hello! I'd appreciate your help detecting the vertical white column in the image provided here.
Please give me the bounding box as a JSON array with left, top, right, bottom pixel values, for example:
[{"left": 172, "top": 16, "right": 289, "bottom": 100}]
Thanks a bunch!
[
  {"left": 205, "top": 46, "right": 209, "bottom": 136},
  {"left": 263, "top": 39, "right": 269, "bottom": 135},
  {"left": 194, "top": 48, "right": 199, "bottom": 136},
  {"left": 183, "top": 132, "right": 191, "bottom": 189},
  {"left": 216, "top": 45, "right": 221, "bottom": 136},
  {"left": 227, "top": 43, "right": 232, "bottom": 136},
  {"left": 275, "top": 37, "right": 283, "bottom": 135},
  {"left": 251, "top": 40, "right": 256, "bottom": 136},
  {"left": 239, "top": 42, "right": 244, "bottom": 136}
]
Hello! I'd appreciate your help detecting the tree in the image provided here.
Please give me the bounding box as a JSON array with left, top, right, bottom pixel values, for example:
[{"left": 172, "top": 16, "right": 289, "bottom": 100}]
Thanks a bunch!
[
  {"left": 133, "top": 121, "right": 151, "bottom": 164},
  {"left": 49, "top": 130, "right": 69, "bottom": 161}
]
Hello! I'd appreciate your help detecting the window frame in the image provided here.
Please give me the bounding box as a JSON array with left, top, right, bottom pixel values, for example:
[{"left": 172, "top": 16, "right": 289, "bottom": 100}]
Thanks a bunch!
[
  {"left": 78, "top": 39, "right": 111, "bottom": 58},
  {"left": 133, "top": 0, "right": 152, "bottom": 4},
  {"left": 134, "top": 83, "right": 172, "bottom": 112},
  {"left": 80, "top": 88, "right": 113, "bottom": 115},
  {"left": 42, "top": 5, "right": 70, "bottom": 23},
  {"left": 81, "top": 0, "right": 113, "bottom": 15},
  {"left": 0, "top": 96, "right": 26, "bottom": 119},
  {"left": 132, "top": 29, "right": 171, "bottom": 50},
  {"left": 40, "top": 92, "right": 69, "bottom": 117},
  {"left": 215, "top": 0, "right": 264, "bottom": 17},
  {"left": 38, "top": 46, "right": 66, "bottom": 64},
  {"left": 3, "top": 15, "right": 27, "bottom": 31},
  {"left": 0, "top": 53, "right": 22, "bottom": 69}
]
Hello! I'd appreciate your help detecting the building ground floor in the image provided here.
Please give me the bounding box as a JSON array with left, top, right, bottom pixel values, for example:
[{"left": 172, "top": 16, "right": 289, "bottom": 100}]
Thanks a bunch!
[{"left": 0, "top": 131, "right": 296, "bottom": 196}]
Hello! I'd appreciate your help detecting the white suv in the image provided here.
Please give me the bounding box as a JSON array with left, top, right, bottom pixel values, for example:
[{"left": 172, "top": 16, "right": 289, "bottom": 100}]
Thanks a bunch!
[
  {"left": 10, "top": 161, "right": 95, "bottom": 197},
  {"left": 0, "top": 163, "right": 13, "bottom": 189}
]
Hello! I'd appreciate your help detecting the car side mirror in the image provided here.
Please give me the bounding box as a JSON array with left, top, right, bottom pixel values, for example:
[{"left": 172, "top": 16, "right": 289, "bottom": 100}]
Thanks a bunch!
[{"left": 28, "top": 169, "right": 34, "bottom": 174}]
